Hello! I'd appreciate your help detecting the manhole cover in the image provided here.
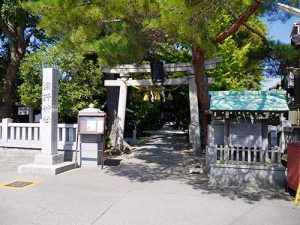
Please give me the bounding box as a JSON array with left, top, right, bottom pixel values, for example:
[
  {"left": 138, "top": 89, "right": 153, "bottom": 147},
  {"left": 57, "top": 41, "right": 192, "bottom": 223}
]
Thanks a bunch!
[
  {"left": 5, "top": 181, "right": 33, "bottom": 188},
  {"left": 0, "top": 180, "right": 39, "bottom": 190}
]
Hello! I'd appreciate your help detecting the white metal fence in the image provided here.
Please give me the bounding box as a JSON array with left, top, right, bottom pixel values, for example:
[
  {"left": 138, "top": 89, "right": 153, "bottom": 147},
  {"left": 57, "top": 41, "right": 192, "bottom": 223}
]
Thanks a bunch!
[{"left": 0, "top": 119, "right": 77, "bottom": 150}]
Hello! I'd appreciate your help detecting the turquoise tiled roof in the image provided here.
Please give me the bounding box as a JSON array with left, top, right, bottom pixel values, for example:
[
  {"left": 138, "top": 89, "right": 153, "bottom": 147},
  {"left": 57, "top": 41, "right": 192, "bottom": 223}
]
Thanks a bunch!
[{"left": 210, "top": 91, "right": 289, "bottom": 111}]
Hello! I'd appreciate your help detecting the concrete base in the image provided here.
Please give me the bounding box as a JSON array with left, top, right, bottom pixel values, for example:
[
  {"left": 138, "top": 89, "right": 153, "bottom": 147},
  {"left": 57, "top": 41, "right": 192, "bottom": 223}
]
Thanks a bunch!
[
  {"left": 0, "top": 148, "right": 40, "bottom": 162},
  {"left": 18, "top": 161, "right": 76, "bottom": 175},
  {"left": 0, "top": 147, "right": 76, "bottom": 163},
  {"left": 209, "top": 164, "right": 286, "bottom": 189},
  {"left": 34, "top": 153, "right": 64, "bottom": 165}
]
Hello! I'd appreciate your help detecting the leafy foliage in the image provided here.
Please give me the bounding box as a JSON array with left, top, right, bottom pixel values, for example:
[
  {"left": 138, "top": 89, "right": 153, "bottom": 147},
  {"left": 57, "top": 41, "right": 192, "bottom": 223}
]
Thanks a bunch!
[
  {"left": 269, "top": 41, "right": 300, "bottom": 75},
  {"left": 19, "top": 46, "right": 105, "bottom": 122},
  {"left": 248, "top": 39, "right": 300, "bottom": 77},
  {"left": 208, "top": 36, "right": 264, "bottom": 91},
  {"left": 125, "top": 88, "right": 161, "bottom": 136},
  {"left": 25, "top": 0, "right": 270, "bottom": 65},
  {"left": 23, "top": 0, "right": 271, "bottom": 139}
]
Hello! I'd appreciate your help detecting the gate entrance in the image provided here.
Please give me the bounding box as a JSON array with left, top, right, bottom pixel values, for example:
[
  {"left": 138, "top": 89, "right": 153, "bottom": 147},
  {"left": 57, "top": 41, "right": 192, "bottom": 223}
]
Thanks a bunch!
[{"left": 104, "top": 59, "right": 221, "bottom": 151}]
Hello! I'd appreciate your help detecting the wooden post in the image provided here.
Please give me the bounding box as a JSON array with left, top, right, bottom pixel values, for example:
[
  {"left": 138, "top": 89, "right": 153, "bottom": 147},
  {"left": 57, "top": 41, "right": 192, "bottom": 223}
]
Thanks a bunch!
[
  {"left": 224, "top": 119, "right": 230, "bottom": 146},
  {"left": 262, "top": 120, "right": 268, "bottom": 149}
]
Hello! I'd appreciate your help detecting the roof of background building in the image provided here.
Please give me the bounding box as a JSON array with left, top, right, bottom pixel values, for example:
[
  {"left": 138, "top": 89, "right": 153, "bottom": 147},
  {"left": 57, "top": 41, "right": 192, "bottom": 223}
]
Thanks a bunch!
[{"left": 210, "top": 91, "right": 289, "bottom": 112}]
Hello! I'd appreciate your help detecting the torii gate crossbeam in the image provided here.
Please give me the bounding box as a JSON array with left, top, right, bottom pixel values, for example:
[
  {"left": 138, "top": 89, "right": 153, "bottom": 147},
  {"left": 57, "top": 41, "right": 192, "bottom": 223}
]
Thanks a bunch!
[{"left": 277, "top": 3, "right": 300, "bottom": 17}]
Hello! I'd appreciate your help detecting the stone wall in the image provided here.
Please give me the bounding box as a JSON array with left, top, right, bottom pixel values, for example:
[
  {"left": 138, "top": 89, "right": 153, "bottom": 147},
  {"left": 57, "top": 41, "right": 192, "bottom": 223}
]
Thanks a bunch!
[
  {"left": 0, "top": 147, "right": 75, "bottom": 163},
  {"left": 209, "top": 164, "right": 286, "bottom": 189}
]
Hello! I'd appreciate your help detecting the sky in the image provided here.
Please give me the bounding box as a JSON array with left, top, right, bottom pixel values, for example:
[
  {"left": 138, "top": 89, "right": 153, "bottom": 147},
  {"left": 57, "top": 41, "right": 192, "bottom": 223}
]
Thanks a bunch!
[
  {"left": 261, "top": 15, "right": 298, "bottom": 90},
  {"left": 265, "top": 16, "right": 298, "bottom": 44}
]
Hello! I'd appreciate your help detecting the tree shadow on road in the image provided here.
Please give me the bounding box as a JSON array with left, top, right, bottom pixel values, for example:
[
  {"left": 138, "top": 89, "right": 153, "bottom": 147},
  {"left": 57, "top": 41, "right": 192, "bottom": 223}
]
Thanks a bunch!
[
  {"left": 184, "top": 177, "right": 293, "bottom": 204},
  {"left": 104, "top": 128, "right": 293, "bottom": 204}
]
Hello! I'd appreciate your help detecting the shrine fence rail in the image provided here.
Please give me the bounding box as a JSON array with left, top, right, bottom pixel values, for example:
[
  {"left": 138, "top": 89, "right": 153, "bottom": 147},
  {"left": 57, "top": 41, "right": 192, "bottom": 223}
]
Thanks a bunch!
[
  {"left": 0, "top": 119, "right": 77, "bottom": 150},
  {"left": 210, "top": 145, "right": 282, "bottom": 165}
]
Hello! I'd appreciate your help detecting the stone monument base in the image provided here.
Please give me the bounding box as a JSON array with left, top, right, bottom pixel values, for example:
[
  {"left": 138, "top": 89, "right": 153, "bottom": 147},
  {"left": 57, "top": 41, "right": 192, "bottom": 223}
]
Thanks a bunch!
[
  {"left": 18, "top": 152, "right": 75, "bottom": 175},
  {"left": 34, "top": 153, "right": 64, "bottom": 165},
  {"left": 18, "top": 161, "right": 75, "bottom": 175}
]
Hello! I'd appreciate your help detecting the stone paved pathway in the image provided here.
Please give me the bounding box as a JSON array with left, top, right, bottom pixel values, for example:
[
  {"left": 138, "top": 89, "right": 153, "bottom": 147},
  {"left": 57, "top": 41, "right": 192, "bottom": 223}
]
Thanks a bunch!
[{"left": 106, "top": 127, "right": 194, "bottom": 182}]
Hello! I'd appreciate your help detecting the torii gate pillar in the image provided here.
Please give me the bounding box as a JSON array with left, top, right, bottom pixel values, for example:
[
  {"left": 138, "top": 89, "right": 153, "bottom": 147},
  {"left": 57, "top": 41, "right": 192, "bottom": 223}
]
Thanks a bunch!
[
  {"left": 116, "top": 73, "right": 129, "bottom": 150},
  {"left": 188, "top": 74, "right": 201, "bottom": 153}
]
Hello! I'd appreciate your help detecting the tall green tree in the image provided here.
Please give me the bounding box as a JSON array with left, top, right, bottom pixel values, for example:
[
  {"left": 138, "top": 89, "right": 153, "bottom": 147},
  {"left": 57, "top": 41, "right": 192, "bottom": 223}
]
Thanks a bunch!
[
  {"left": 25, "top": 0, "right": 273, "bottom": 149},
  {"left": 0, "top": 0, "right": 50, "bottom": 119},
  {"left": 19, "top": 46, "right": 105, "bottom": 122}
]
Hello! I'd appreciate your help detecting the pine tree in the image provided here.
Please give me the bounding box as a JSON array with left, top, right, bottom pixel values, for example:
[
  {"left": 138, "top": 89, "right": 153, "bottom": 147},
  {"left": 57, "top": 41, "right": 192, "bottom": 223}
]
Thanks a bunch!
[{"left": 25, "top": 0, "right": 273, "bottom": 149}]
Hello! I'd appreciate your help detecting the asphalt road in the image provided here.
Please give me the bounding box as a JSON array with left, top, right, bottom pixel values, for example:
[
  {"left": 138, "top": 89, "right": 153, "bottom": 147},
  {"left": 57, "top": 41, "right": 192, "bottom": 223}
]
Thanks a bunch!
[{"left": 0, "top": 127, "right": 299, "bottom": 225}]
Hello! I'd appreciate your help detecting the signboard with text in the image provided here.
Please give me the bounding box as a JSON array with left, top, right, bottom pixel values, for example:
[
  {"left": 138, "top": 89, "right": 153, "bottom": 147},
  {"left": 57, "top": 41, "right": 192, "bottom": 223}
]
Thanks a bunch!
[
  {"left": 18, "top": 107, "right": 29, "bottom": 115},
  {"left": 78, "top": 116, "right": 105, "bottom": 134}
]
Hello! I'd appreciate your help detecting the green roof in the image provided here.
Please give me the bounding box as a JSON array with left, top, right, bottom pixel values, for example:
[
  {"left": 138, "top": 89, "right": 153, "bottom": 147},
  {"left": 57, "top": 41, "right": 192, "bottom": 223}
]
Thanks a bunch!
[{"left": 210, "top": 91, "right": 289, "bottom": 112}]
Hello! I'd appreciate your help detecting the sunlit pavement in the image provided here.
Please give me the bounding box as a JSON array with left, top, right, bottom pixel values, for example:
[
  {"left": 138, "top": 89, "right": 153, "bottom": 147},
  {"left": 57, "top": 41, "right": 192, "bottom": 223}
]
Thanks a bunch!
[{"left": 0, "top": 127, "right": 299, "bottom": 225}]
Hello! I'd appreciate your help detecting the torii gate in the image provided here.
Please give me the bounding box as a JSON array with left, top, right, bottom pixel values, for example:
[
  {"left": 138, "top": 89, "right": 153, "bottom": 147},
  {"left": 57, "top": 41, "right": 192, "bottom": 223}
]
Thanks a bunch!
[{"left": 104, "top": 58, "right": 221, "bottom": 151}]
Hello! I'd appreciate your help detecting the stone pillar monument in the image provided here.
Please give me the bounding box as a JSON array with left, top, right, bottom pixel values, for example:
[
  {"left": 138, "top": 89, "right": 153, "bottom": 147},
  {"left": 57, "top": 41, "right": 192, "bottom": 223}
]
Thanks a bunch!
[
  {"left": 34, "top": 68, "right": 63, "bottom": 164},
  {"left": 18, "top": 68, "right": 75, "bottom": 175}
]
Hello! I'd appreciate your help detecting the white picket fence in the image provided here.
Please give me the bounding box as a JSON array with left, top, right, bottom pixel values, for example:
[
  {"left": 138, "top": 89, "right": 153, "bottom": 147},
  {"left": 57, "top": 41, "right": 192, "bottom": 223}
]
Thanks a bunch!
[
  {"left": 211, "top": 145, "right": 281, "bottom": 165},
  {"left": 0, "top": 119, "right": 77, "bottom": 150}
]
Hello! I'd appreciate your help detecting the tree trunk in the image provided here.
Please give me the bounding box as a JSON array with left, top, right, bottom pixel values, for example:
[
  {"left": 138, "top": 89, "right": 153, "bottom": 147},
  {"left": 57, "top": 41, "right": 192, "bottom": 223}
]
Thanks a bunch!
[
  {"left": 191, "top": 47, "right": 210, "bottom": 152},
  {"left": 0, "top": 23, "right": 26, "bottom": 120},
  {"left": 0, "top": 59, "right": 20, "bottom": 119},
  {"left": 104, "top": 73, "right": 120, "bottom": 149}
]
